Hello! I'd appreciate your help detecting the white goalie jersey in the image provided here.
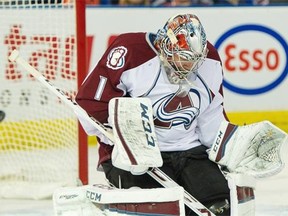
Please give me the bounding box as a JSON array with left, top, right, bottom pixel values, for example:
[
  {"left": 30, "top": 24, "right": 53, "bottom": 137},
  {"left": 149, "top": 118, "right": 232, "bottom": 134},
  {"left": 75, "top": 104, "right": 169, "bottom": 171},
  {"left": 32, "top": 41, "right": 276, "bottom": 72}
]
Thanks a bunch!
[{"left": 76, "top": 32, "right": 228, "bottom": 165}]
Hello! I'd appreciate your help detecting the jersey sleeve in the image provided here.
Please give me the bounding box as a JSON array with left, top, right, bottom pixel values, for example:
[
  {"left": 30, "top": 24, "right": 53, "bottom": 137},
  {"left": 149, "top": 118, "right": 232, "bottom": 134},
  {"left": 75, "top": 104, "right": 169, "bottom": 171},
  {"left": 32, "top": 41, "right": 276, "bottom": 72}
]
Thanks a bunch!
[
  {"left": 75, "top": 32, "right": 156, "bottom": 137},
  {"left": 196, "top": 42, "right": 229, "bottom": 148}
]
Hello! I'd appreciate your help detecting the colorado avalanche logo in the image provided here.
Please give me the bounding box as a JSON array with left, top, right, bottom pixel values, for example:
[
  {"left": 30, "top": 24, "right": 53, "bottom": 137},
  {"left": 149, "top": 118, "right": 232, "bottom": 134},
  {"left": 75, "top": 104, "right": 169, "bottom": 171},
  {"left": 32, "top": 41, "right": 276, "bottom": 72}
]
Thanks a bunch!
[
  {"left": 106, "top": 46, "right": 127, "bottom": 70},
  {"left": 153, "top": 90, "right": 200, "bottom": 130}
]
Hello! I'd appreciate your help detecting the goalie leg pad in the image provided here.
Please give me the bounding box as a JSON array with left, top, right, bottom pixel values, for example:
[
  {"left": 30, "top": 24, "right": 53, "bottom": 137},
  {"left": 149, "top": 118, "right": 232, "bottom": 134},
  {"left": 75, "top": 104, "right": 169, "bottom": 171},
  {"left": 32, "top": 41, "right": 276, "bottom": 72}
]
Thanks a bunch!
[
  {"left": 227, "top": 173, "right": 256, "bottom": 216},
  {"left": 53, "top": 186, "right": 104, "bottom": 216},
  {"left": 53, "top": 184, "right": 185, "bottom": 216},
  {"left": 108, "top": 201, "right": 182, "bottom": 215},
  {"left": 86, "top": 184, "right": 185, "bottom": 216}
]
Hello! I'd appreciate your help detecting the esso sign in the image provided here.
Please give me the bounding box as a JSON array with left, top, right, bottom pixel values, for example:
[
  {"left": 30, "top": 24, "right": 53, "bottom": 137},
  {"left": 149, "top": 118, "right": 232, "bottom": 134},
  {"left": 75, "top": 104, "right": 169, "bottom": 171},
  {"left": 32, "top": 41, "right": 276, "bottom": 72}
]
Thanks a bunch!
[
  {"left": 224, "top": 44, "right": 279, "bottom": 71},
  {"left": 215, "top": 24, "right": 288, "bottom": 95}
]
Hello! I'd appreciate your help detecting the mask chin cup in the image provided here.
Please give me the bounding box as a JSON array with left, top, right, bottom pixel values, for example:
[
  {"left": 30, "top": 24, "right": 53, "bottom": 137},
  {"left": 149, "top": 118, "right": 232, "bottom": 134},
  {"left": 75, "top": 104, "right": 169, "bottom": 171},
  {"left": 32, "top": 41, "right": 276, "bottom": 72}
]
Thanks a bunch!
[
  {"left": 164, "top": 65, "right": 182, "bottom": 84},
  {"left": 165, "top": 65, "right": 197, "bottom": 85}
]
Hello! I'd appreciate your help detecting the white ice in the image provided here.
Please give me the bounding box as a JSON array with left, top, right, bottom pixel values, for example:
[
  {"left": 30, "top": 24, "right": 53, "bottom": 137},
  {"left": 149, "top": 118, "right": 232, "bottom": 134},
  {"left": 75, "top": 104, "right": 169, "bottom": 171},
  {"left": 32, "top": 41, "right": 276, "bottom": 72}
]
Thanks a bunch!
[{"left": 0, "top": 146, "right": 287, "bottom": 216}]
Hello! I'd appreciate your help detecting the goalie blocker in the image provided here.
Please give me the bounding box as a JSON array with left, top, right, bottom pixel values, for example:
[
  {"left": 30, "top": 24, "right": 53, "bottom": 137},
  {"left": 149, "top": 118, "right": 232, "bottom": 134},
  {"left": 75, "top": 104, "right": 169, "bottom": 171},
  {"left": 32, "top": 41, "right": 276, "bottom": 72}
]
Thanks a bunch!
[{"left": 108, "top": 97, "right": 163, "bottom": 175}]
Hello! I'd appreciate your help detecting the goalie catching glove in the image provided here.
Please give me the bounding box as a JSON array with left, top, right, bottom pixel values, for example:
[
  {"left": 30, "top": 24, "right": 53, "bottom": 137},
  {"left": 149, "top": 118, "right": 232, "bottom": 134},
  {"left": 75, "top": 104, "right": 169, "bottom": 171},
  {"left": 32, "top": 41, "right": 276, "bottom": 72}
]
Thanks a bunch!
[
  {"left": 209, "top": 120, "right": 288, "bottom": 178},
  {"left": 108, "top": 97, "right": 163, "bottom": 175}
]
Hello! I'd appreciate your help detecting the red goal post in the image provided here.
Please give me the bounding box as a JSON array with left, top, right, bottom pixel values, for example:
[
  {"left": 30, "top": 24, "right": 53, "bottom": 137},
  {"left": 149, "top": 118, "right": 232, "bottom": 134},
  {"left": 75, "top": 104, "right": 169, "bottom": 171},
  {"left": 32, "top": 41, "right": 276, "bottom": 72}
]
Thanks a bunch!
[{"left": 0, "top": 0, "right": 88, "bottom": 199}]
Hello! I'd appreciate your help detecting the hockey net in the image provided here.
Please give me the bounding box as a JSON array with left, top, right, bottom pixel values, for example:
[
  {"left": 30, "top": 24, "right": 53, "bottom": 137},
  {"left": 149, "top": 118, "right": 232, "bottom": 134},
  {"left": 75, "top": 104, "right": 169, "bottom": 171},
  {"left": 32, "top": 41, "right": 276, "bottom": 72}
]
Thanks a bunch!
[{"left": 0, "top": 0, "right": 87, "bottom": 199}]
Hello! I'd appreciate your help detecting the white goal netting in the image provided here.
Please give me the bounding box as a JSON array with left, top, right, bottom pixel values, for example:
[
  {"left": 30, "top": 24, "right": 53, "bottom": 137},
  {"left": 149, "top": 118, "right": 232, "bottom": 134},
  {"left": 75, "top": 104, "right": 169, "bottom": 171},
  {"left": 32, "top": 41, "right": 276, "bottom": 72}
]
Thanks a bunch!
[{"left": 0, "top": 0, "right": 86, "bottom": 199}]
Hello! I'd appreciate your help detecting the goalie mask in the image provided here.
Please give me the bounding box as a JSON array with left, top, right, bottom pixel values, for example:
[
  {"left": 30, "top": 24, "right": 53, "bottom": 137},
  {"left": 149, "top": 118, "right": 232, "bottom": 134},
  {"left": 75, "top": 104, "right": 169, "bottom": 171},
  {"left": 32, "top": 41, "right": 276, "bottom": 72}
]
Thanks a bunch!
[{"left": 154, "top": 14, "right": 208, "bottom": 84}]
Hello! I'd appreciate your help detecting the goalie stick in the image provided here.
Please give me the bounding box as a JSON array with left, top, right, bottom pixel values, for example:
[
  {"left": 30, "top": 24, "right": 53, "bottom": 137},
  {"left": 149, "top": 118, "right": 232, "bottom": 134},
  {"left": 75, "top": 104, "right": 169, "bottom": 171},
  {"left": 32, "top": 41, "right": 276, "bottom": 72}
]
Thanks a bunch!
[{"left": 9, "top": 49, "right": 216, "bottom": 216}]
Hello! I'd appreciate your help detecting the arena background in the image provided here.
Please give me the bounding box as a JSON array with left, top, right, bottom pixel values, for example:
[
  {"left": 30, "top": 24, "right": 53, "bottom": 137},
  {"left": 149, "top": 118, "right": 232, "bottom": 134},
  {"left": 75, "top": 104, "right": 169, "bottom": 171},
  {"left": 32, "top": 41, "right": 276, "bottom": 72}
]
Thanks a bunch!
[{"left": 0, "top": 4, "right": 287, "bottom": 215}]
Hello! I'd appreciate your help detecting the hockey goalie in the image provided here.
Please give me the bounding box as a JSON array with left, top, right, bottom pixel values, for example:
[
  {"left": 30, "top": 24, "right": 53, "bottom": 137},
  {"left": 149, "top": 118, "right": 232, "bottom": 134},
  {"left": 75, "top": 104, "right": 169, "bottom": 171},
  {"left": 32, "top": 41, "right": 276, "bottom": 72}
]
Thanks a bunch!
[{"left": 71, "top": 13, "right": 287, "bottom": 216}]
